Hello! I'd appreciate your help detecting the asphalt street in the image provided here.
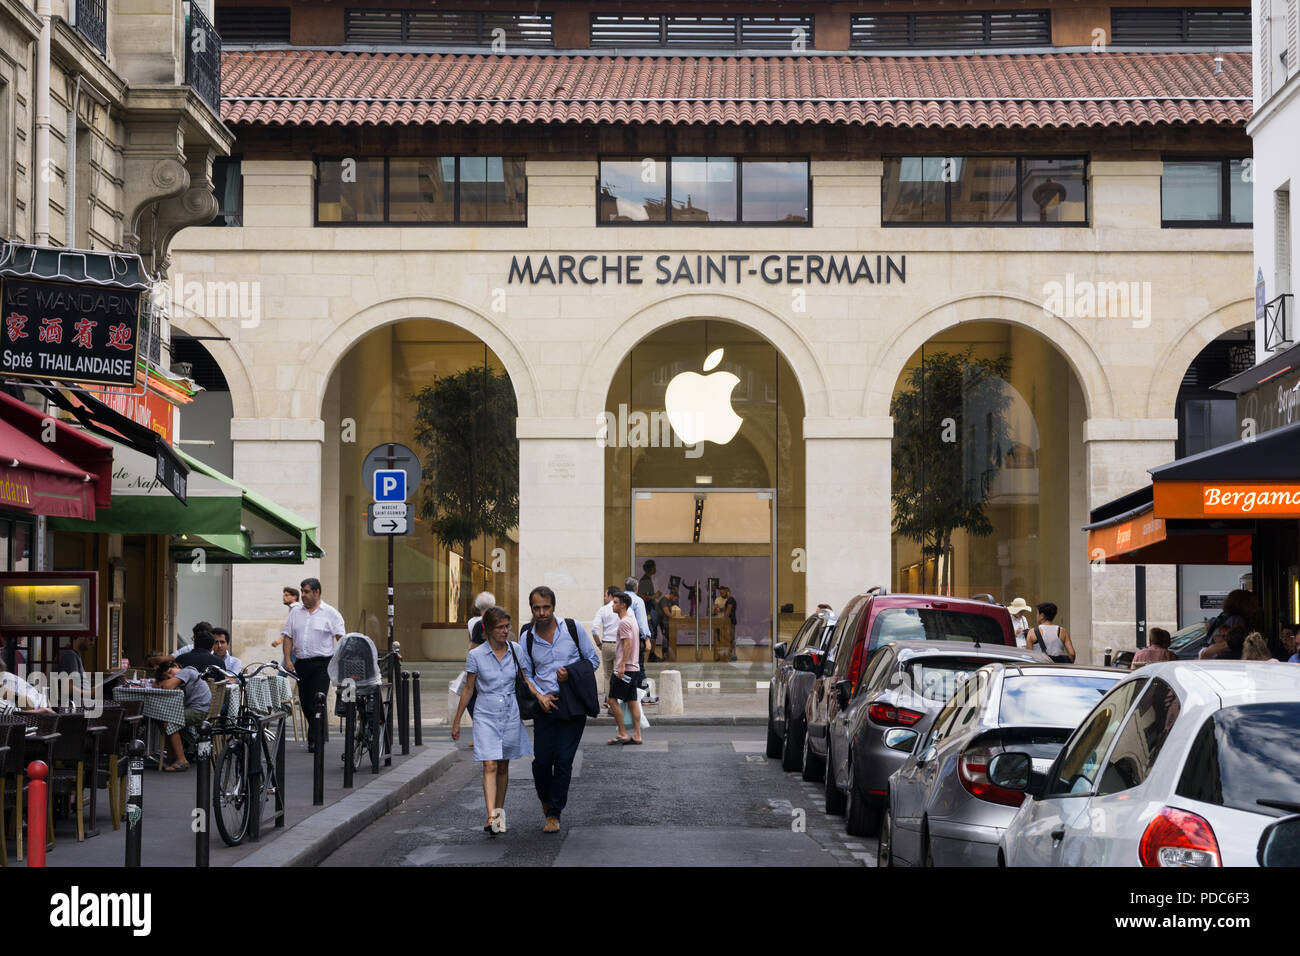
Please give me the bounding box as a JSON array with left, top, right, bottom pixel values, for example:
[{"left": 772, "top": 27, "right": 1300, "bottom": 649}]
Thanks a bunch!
[{"left": 322, "top": 725, "right": 877, "bottom": 866}]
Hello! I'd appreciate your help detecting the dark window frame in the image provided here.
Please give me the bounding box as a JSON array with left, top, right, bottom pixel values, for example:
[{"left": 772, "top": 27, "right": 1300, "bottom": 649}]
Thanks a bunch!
[
  {"left": 1160, "top": 156, "right": 1253, "bottom": 229},
  {"left": 312, "top": 155, "right": 527, "bottom": 227},
  {"left": 343, "top": 9, "right": 554, "bottom": 47},
  {"left": 849, "top": 9, "right": 1052, "bottom": 49},
  {"left": 1110, "top": 7, "right": 1252, "bottom": 46},
  {"left": 881, "top": 154, "right": 1090, "bottom": 227},
  {"left": 596, "top": 155, "right": 812, "bottom": 227},
  {"left": 206, "top": 156, "right": 243, "bottom": 227},
  {"left": 589, "top": 13, "right": 813, "bottom": 49}
]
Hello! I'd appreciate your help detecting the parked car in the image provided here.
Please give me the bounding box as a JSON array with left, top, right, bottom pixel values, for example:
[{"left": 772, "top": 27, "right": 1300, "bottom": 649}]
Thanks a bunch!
[
  {"left": 825, "top": 641, "right": 1050, "bottom": 834},
  {"left": 767, "top": 607, "right": 837, "bottom": 769},
  {"left": 1169, "top": 621, "right": 1208, "bottom": 659},
  {"left": 996, "top": 661, "right": 1300, "bottom": 867},
  {"left": 879, "top": 663, "right": 1123, "bottom": 865},
  {"left": 802, "top": 591, "right": 1017, "bottom": 784}
]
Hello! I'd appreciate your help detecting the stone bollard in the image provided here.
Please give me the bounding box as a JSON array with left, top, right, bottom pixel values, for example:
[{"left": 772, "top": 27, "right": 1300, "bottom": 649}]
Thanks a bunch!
[
  {"left": 658, "top": 670, "right": 684, "bottom": 716},
  {"left": 449, "top": 682, "right": 471, "bottom": 726}
]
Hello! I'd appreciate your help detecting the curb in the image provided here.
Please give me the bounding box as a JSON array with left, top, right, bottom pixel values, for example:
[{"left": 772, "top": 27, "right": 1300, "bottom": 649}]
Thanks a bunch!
[
  {"left": 423, "top": 716, "right": 768, "bottom": 728},
  {"left": 233, "top": 744, "right": 459, "bottom": 867}
]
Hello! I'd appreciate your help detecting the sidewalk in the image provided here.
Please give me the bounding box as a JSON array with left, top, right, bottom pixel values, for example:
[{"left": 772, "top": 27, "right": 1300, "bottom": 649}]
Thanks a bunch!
[{"left": 37, "top": 731, "right": 455, "bottom": 868}]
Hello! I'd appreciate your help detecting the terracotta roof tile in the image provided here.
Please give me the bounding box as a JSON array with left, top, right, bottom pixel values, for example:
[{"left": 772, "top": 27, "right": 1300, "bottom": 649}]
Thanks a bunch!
[{"left": 220, "top": 51, "right": 1252, "bottom": 129}]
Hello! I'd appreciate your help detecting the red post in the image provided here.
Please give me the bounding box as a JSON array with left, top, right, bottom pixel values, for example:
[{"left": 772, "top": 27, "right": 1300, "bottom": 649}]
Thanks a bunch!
[{"left": 26, "top": 761, "right": 48, "bottom": 867}]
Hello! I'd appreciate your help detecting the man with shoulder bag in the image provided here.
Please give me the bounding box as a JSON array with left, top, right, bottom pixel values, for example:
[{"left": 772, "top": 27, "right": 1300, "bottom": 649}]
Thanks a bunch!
[{"left": 517, "top": 586, "right": 600, "bottom": 834}]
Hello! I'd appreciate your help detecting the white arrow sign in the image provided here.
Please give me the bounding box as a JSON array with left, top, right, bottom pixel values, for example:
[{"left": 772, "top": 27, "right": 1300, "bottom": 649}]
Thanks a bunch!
[
  {"left": 372, "top": 516, "right": 408, "bottom": 535},
  {"left": 371, "top": 502, "right": 406, "bottom": 518}
]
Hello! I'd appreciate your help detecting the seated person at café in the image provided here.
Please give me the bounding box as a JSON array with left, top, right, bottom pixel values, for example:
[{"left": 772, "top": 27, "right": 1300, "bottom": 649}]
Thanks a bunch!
[
  {"left": 211, "top": 627, "right": 243, "bottom": 675},
  {"left": 176, "top": 630, "right": 229, "bottom": 675},
  {"left": 153, "top": 656, "right": 212, "bottom": 771},
  {"left": 0, "top": 660, "right": 56, "bottom": 714}
]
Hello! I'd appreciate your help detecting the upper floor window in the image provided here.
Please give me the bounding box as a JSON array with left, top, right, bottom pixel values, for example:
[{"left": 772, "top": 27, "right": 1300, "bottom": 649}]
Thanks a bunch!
[
  {"left": 215, "top": 5, "right": 290, "bottom": 44},
  {"left": 590, "top": 14, "right": 811, "bottom": 49},
  {"left": 882, "top": 156, "right": 1087, "bottom": 225},
  {"left": 345, "top": 10, "right": 553, "bottom": 47},
  {"left": 1110, "top": 8, "right": 1251, "bottom": 45},
  {"left": 851, "top": 10, "right": 1050, "bottom": 49},
  {"left": 1161, "top": 158, "right": 1252, "bottom": 227},
  {"left": 207, "top": 158, "right": 242, "bottom": 227},
  {"left": 315, "top": 157, "right": 526, "bottom": 225},
  {"left": 598, "top": 157, "right": 809, "bottom": 225}
]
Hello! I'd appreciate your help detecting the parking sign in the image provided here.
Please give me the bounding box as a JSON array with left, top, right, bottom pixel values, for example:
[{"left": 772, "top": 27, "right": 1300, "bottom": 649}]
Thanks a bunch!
[{"left": 373, "top": 469, "right": 406, "bottom": 502}]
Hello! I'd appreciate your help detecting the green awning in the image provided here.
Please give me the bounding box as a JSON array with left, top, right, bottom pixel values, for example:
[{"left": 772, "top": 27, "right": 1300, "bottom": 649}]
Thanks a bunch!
[{"left": 51, "top": 440, "right": 323, "bottom": 563}]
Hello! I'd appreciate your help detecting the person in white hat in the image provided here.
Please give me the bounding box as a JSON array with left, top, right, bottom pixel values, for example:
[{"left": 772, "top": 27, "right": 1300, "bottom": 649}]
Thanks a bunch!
[{"left": 1006, "top": 597, "right": 1033, "bottom": 648}]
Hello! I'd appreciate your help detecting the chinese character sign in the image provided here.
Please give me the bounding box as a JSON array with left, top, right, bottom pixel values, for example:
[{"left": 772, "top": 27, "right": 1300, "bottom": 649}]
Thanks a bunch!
[{"left": 0, "top": 278, "right": 142, "bottom": 386}]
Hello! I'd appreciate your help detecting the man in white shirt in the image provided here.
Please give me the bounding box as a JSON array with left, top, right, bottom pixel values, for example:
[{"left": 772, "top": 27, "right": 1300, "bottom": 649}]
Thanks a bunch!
[
  {"left": 591, "top": 585, "right": 622, "bottom": 690},
  {"left": 281, "top": 577, "right": 345, "bottom": 752}
]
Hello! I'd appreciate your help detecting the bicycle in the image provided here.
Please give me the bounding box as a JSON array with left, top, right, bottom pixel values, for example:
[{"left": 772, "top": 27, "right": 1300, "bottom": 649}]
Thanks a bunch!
[{"left": 204, "top": 661, "right": 297, "bottom": 847}]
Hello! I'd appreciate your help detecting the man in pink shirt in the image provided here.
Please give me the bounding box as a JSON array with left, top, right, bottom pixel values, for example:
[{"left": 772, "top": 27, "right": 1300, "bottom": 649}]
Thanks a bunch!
[
  {"left": 1131, "top": 627, "right": 1177, "bottom": 668},
  {"left": 605, "top": 591, "right": 644, "bottom": 745}
]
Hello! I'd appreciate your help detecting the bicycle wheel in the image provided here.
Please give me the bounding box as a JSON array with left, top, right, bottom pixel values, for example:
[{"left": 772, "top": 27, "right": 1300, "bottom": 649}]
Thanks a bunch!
[
  {"left": 213, "top": 742, "right": 250, "bottom": 846},
  {"left": 352, "top": 706, "right": 370, "bottom": 771}
]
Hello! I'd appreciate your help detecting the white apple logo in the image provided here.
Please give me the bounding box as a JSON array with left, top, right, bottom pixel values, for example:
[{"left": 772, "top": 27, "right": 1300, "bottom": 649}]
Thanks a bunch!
[{"left": 665, "top": 348, "right": 743, "bottom": 446}]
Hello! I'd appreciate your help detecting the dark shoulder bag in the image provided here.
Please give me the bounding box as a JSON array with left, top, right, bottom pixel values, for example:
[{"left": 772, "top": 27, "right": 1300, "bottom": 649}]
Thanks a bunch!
[
  {"left": 508, "top": 643, "right": 538, "bottom": 721},
  {"left": 1033, "top": 625, "right": 1073, "bottom": 664}
]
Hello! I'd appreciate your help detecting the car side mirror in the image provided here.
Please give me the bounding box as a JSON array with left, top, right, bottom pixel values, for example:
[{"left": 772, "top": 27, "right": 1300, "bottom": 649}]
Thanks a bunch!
[
  {"left": 883, "top": 728, "right": 919, "bottom": 753},
  {"left": 1258, "top": 815, "right": 1300, "bottom": 867},
  {"left": 988, "top": 752, "right": 1032, "bottom": 791},
  {"left": 914, "top": 745, "right": 938, "bottom": 767},
  {"left": 774, "top": 642, "right": 788, "bottom": 660},
  {"left": 834, "top": 680, "right": 852, "bottom": 709},
  {"left": 792, "top": 651, "right": 823, "bottom": 675}
]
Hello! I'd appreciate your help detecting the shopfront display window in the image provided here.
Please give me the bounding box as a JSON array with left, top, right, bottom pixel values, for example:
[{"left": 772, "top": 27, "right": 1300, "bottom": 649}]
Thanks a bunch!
[
  {"left": 315, "top": 157, "right": 525, "bottom": 225},
  {"left": 1161, "top": 157, "right": 1253, "bottom": 227}
]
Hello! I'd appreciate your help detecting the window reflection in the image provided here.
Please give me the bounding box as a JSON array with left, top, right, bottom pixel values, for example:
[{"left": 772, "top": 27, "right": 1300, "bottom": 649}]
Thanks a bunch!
[
  {"left": 316, "top": 157, "right": 384, "bottom": 223},
  {"left": 1021, "top": 158, "right": 1087, "bottom": 223},
  {"left": 742, "top": 160, "right": 809, "bottom": 223},
  {"left": 1162, "top": 160, "right": 1222, "bottom": 222},
  {"left": 389, "top": 157, "right": 454, "bottom": 222},
  {"left": 671, "top": 157, "right": 736, "bottom": 222},
  {"left": 460, "top": 157, "right": 527, "bottom": 223},
  {"left": 599, "top": 160, "right": 667, "bottom": 222},
  {"left": 949, "top": 157, "right": 1017, "bottom": 223}
]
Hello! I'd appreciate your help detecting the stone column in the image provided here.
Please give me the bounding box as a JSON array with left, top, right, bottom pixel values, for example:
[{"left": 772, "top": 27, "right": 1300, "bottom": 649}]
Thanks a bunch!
[
  {"left": 516, "top": 417, "right": 605, "bottom": 627},
  {"left": 804, "top": 417, "right": 894, "bottom": 614},
  {"left": 1083, "top": 417, "right": 1179, "bottom": 662},
  {"left": 228, "top": 416, "right": 324, "bottom": 663}
]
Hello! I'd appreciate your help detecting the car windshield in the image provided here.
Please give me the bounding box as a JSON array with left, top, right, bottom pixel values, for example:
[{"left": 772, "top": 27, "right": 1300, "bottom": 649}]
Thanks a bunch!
[
  {"left": 868, "top": 607, "right": 1006, "bottom": 651},
  {"left": 1168, "top": 622, "right": 1207, "bottom": 653},
  {"left": 999, "top": 673, "right": 1121, "bottom": 727},
  {"left": 903, "top": 658, "right": 989, "bottom": 701},
  {"left": 1176, "top": 703, "right": 1300, "bottom": 817}
]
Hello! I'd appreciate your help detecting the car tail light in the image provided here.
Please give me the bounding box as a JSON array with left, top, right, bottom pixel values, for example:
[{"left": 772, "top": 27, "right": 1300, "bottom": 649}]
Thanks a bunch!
[
  {"left": 846, "top": 636, "right": 866, "bottom": 690},
  {"left": 868, "top": 702, "right": 925, "bottom": 726},
  {"left": 958, "top": 745, "right": 1025, "bottom": 807},
  {"left": 1138, "top": 807, "right": 1221, "bottom": 868}
]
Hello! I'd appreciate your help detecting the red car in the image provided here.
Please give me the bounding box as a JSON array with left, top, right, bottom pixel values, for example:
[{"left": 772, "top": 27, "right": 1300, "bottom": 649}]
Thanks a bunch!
[{"left": 799, "top": 590, "right": 1017, "bottom": 785}]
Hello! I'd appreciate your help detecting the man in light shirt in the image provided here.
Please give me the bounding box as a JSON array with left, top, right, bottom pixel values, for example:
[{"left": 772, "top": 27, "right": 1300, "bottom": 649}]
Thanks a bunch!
[
  {"left": 281, "top": 577, "right": 345, "bottom": 752},
  {"left": 624, "top": 576, "right": 651, "bottom": 685},
  {"left": 591, "top": 585, "right": 622, "bottom": 691}
]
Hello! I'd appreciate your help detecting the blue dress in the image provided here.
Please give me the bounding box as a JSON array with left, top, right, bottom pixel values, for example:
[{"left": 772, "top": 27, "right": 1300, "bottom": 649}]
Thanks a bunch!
[{"left": 466, "top": 641, "right": 533, "bottom": 762}]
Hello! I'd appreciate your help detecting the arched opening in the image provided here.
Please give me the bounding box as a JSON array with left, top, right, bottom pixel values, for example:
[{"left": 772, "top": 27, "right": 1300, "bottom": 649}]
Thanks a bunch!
[
  {"left": 321, "top": 319, "right": 520, "bottom": 660},
  {"left": 602, "top": 319, "right": 806, "bottom": 662},
  {"left": 889, "top": 321, "right": 1086, "bottom": 626}
]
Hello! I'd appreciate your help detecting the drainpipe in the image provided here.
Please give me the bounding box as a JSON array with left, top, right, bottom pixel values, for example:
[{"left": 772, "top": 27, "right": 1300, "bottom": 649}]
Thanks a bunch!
[
  {"left": 34, "top": 0, "right": 52, "bottom": 245},
  {"left": 65, "top": 75, "right": 81, "bottom": 246}
]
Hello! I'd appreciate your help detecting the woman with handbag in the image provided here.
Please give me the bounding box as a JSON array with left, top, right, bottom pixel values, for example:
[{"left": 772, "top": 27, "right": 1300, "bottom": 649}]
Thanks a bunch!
[
  {"left": 452, "top": 606, "right": 533, "bottom": 834},
  {"left": 1026, "top": 601, "right": 1076, "bottom": 663}
]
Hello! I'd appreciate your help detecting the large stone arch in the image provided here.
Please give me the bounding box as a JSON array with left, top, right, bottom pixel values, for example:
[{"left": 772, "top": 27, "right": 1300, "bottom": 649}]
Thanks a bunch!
[
  {"left": 578, "top": 292, "right": 830, "bottom": 421},
  {"left": 861, "top": 292, "right": 1115, "bottom": 421},
  {"left": 304, "top": 295, "right": 543, "bottom": 422},
  {"left": 169, "top": 310, "right": 260, "bottom": 419},
  {"left": 1145, "top": 296, "right": 1254, "bottom": 418}
]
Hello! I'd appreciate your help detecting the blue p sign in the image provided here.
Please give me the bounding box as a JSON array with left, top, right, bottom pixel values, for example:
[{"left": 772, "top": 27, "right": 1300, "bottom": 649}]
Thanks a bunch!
[{"left": 373, "top": 469, "right": 406, "bottom": 502}]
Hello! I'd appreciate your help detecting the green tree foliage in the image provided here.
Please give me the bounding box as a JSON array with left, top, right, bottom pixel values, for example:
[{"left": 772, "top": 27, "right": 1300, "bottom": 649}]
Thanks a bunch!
[
  {"left": 412, "top": 366, "right": 518, "bottom": 618},
  {"left": 891, "top": 347, "right": 1013, "bottom": 594}
]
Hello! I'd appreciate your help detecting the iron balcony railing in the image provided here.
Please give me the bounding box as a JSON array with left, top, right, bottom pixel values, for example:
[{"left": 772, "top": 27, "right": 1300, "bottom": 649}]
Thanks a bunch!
[
  {"left": 184, "top": 1, "right": 222, "bottom": 117},
  {"left": 72, "top": 0, "right": 107, "bottom": 53},
  {"left": 1264, "top": 293, "right": 1294, "bottom": 353}
]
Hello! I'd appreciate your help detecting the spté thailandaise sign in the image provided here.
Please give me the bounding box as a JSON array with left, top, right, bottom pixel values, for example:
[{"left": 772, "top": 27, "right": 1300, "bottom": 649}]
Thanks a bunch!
[{"left": 1, "top": 276, "right": 143, "bottom": 387}]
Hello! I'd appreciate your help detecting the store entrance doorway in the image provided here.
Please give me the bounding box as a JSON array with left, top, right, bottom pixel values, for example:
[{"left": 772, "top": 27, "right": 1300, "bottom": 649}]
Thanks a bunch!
[{"left": 632, "top": 488, "right": 774, "bottom": 662}]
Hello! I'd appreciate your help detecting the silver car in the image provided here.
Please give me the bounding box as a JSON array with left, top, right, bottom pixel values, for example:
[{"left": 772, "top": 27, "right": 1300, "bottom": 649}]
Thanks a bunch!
[
  {"left": 881, "top": 663, "right": 1123, "bottom": 866},
  {"left": 997, "top": 661, "right": 1300, "bottom": 867}
]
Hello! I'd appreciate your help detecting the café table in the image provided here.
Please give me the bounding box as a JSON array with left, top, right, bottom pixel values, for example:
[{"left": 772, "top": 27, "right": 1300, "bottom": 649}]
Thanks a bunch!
[{"left": 112, "top": 686, "right": 185, "bottom": 769}]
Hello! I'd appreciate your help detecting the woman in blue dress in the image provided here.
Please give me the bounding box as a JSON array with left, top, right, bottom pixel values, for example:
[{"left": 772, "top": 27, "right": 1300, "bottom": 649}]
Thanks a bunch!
[{"left": 452, "top": 606, "right": 532, "bottom": 833}]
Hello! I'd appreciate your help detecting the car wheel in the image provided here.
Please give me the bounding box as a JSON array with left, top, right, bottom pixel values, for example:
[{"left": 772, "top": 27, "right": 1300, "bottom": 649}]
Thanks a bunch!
[
  {"left": 781, "top": 712, "right": 803, "bottom": 772},
  {"left": 846, "top": 771, "right": 881, "bottom": 837},
  {"left": 824, "top": 742, "right": 847, "bottom": 816},
  {"left": 801, "top": 728, "right": 824, "bottom": 783},
  {"left": 877, "top": 805, "right": 893, "bottom": 868}
]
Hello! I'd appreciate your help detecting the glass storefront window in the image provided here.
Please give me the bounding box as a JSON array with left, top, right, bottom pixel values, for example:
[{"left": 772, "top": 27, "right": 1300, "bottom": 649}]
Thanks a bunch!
[
  {"left": 882, "top": 157, "right": 947, "bottom": 223},
  {"left": 883, "top": 155, "right": 1087, "bottom": 225},
  {"left": 1161, "top": 158, "right": 1252, "bottom": 226},
  {"left": 459, "top": 157, "right": 527, "bottom": 223},
  {"left": 741, "top": 160, "right": 810, "bottom": 223},
  {"left": 316, "top": 157, "right": 385, "bottom": 223},
  {"left": 315, "top": 157, "right": 526, "bottom": 224},
  {"left": 599, "top": 157, "right": 810, "bottom": 225},
  {"left": 890, "top": 323, "right": 1079, "bottom": 625},
  {"left": 1229, "top": 159, "right": 1252, "bottom": 224},
  {"left": 949, "top": 157, "right": 1017, "bottom": 223},
  {"left": 1020, "top": 158, "right": 1087, "bottom": 224},
  {"left": 599, "top": 160, "right": 668, "bottom": 222}
]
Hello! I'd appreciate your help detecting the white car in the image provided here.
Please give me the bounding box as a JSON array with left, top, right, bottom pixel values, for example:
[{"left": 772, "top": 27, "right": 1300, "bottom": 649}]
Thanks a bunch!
[{"left": 995, "top": 661, "right": 1300, "bottom": 867}]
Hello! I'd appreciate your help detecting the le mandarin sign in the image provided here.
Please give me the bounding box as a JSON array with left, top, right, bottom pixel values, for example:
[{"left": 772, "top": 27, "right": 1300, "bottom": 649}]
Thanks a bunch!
[
  {"left": 507, "top": 252, "right": 907, "bottom": 286},
  {"left": 0, "top": 277, "right": 142, "bottom": 387}
]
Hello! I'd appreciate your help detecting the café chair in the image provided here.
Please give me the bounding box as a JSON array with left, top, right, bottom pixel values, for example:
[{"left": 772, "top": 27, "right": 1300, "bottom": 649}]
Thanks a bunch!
[
  {"left": 8, "top": 712, "right": 59, "bottom": 861},
  {"left": 48, "top": 712, "right": 106, "bottom": 842},
  {"left": 89, "top": 703, "right": 125, "bottom": 831},
  {"left": 0, "top": 721, "right": 11, "bottom": 867}
]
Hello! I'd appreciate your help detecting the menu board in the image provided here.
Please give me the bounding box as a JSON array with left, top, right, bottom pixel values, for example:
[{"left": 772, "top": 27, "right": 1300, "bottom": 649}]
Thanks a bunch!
[{"left": 0, "top": 572, "right": 98, "bottom": 637}]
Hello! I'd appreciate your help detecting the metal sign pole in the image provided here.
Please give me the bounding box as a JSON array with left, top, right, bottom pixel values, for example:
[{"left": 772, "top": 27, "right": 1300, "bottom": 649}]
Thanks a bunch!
[{"left": 387, "top": 443, "right": 395, "bottom": 652}]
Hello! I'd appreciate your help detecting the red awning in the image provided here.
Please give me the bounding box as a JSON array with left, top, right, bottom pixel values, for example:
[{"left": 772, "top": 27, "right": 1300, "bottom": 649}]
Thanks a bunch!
[{"left": 0, "top": 392, "right": 113, "bottom": 519}]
